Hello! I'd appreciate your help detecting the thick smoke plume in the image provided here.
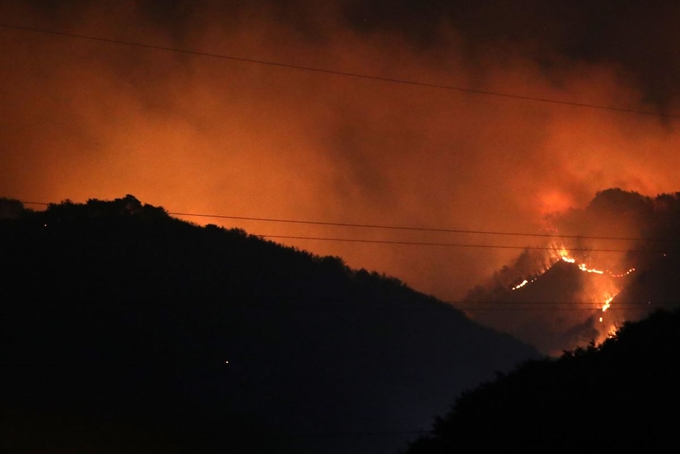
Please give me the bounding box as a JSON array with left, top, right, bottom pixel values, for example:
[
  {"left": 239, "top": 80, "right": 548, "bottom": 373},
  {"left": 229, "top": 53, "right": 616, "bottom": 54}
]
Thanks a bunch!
[{"left": 2, "top": 0, "right": 680, "bottom": 306}]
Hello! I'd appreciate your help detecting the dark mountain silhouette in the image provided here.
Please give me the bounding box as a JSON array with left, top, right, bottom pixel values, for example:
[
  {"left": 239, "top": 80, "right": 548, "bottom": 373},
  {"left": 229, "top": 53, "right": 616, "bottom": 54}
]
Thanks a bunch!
[
  {"left": 405, "top": 307, "right": 680, "bottom": 453},
  {"left": 1, "top": 195, "right": 538, "bottom": 454},
  {"left": 463, "top": 188, "right": 680, "bottom": 354}
]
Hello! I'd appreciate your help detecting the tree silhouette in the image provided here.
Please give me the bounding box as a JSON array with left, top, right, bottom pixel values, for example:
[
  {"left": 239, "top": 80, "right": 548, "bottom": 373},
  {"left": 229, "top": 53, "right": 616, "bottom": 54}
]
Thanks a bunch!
[{"left": 405, "top": 308, "right": 680, "bottom": 453}]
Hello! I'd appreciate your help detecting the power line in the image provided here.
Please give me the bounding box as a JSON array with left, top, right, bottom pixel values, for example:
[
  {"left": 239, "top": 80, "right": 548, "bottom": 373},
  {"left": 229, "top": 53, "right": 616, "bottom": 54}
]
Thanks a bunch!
[
  {"left": 1, "top": 22, "right": 678, "bottom": 119},
  {"left": 255, "top": 234, "right": 669, "bottom": 253},
  {"left": 8, "top": 201, "right": 677, "bottom": 312},
  {"left": 212, "top": 429, "right": 430, "bottom": 440},
  {"left": 167, "top": 298, "right": 666, "bottom": 307},
  {"left": 275, "top": 429, "right": 430, "bottom": 439},
  {"left": 170, "top": 303, "right": 669, "bottom": 311},
  {"left": 455, "top": 307, "right": 660, "bottom": 311},
  {"left": 169, "top": 211, "right": 672, "bottom": 243},
  {"left": 461, "top": 301, "right": 655, "bottom": 306},
  {"left": 18, "top": 201, "right": 49, "bottom": 206},
  {"left": 17, "top": 200, "right": 677, "bottom": 251},
  {"left": 456, "top": 302, "right": 667, "bottom": 311}
]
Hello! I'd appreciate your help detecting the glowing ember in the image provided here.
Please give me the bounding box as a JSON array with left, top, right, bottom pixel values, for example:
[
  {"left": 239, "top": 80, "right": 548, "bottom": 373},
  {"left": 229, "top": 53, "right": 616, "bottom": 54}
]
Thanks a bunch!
[
  {"left": 555, "top": 244, "right": 635, "bottom": 278},
  {"left": 607, "top": 325, "right": 618, "bottom": 338},
  {"left": 512, "top": 279, "right": 529, "bottom": 290},
  {"left": 598, "top": 295, "right": 616, "bottom": 323},
  {"left": 558, "top": 246, "right": 576, "bottom": 263},
  {"left": 578, "top": 263, "right": 604, "bottom": 274},
  {"left": 610, "top": 268, "right": 636, "bottom": 278}
]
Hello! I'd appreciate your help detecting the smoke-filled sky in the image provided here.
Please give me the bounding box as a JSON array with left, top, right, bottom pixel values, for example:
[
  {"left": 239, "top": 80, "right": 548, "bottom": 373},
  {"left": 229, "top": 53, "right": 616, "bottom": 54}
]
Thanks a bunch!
[{"left": 2, "top": 0, "right": 680, "bottom": 301}]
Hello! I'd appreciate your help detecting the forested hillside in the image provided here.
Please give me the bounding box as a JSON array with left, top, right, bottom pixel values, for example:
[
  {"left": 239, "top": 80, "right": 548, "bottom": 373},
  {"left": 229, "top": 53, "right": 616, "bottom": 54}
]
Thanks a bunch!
[
  {"left": 1, "top": 196, "right": 537, "bottom": 454},
  {"left": 406, "top": 308, "right": 680, "bottom": 453}
]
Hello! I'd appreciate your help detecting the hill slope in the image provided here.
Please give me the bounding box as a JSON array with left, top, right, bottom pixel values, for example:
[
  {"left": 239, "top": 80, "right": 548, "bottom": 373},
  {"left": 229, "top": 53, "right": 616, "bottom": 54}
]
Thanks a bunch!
[
  {"left": 405, "top": 307, "right": 680, "bottom": 453},
  {"left": 1, "top": 196, "right": 538, "bottom": 454}
]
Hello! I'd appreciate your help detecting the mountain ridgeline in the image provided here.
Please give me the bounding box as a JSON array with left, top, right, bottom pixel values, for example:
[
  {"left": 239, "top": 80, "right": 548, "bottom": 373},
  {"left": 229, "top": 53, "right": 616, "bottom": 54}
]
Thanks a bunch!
[{"left": 1, "top": 196, "right": 537, "bottom": 454}]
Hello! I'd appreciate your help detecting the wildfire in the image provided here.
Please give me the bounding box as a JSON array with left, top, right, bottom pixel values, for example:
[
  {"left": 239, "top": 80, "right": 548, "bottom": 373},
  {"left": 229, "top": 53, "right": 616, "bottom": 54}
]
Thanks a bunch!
[
  {"left": 598, "top": 294, "right": 616, "bottom": 323},
  {"left": 501, "top": 243, "right": 633, "bottom": 349},
  {"left": 558, "top": 247, "right": 605, "bottom": 274},
  {"left": 555, "top": 245, "right": 634, "bottom": 278},
  {"left": 609, "top": 268, "right": 635, "bottom": 278},
  {"left": 558, "top": 247, "right": 575, "bottom": 263},
  {"left": 510, "top": 244, "right": 628, "bottom": 327},
  {"left": 607, "top": 325, "right": 618, "bottom": 338},
  {"left": 509, "top": 245, "right": 621, "bottom": 291},
  {"left": 512, "top": 279, "right": 529, "bottom": 291},
  {"left": 578, "top": 263, "right": 604, "bottom": 274}
]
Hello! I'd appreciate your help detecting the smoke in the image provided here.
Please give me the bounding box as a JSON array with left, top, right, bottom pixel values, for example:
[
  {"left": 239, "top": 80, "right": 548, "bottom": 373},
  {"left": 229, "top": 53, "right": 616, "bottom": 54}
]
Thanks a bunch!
[{"left": 2, "top": 0, "right": 680, "bottom": 303}]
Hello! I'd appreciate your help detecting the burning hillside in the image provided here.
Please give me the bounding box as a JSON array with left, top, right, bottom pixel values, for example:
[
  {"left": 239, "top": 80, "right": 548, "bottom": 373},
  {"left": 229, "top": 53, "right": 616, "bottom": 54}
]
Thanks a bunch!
[{"left": 462, "top": 189, "right": 679, "bottom": 354}]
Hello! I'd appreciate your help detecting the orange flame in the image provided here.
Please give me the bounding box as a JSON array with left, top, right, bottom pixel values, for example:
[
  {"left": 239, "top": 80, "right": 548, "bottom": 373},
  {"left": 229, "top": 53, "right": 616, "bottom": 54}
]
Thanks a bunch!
[{"left": 512, "top": 279, "right": 529, "bottom": 291}]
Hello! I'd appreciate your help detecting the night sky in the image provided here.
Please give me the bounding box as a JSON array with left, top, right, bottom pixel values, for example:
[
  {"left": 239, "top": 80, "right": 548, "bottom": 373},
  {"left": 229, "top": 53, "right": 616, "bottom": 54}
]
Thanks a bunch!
[{"left": 2, "top": 0, "right": 680, "bottom": 304}]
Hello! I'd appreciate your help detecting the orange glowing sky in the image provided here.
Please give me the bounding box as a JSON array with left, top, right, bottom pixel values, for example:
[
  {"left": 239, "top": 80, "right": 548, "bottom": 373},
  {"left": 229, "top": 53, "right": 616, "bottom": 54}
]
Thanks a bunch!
[{"left": 2, "top": 0, "right": 680, "bottom": 301}]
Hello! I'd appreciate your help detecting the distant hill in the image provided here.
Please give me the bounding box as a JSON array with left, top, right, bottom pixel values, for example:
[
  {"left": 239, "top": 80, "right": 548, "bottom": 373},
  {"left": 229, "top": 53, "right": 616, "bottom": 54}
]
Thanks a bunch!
[
  {"left": 462, "top": 189, "right": 680, "bottom": 354},
  {"left": 405, "top": 308, "right": 680, "bottom": 453},
  {"left": 0, "top": 196, "right": 538, "bottom": 454}
]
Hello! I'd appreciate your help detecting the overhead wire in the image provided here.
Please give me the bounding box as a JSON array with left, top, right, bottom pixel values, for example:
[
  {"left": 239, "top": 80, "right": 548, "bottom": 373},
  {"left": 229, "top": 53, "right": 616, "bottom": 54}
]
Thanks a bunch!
[
  {"left": 17, "top": 200, "right": 679, "bottom": 252},
  {"left": 12, "top": 199, "right": 676, "bottom": 311},
  {"left": 146, "top": 302, "right": 668, "bottom": 311},
  {"left": 210, "top": 429, "right": 430, "bottom": 439},
  {"left": 454, "top": 302, "right": 665, "bottom": 310},
  {"left": 249, "top": 234, "right": 670, "bottom": 253},
  {"left": 1, "top": 22, "right": 679, "bottom": 119},
  {"left": 11, "top": 200, "right": 673, "bottom": 315},
  {"left": 168, "top": 211, "right": 673, "bottom": 242}
]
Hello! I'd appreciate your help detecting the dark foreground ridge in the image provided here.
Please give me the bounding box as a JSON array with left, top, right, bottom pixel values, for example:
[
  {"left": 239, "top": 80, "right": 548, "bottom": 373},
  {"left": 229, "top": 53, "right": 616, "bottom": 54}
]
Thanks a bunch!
[
  {"left": 406, "top": 307, "right": 680, "bottom": 453},
  {"left": 1, "top": 195, "right": 537, "bottom": 454}
]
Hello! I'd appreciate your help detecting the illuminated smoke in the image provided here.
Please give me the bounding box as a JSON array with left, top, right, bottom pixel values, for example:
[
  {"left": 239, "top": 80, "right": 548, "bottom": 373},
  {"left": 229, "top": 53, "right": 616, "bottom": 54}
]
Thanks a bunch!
[{"left": 1, "top": 1, "right": 680, "bottom": 351}]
